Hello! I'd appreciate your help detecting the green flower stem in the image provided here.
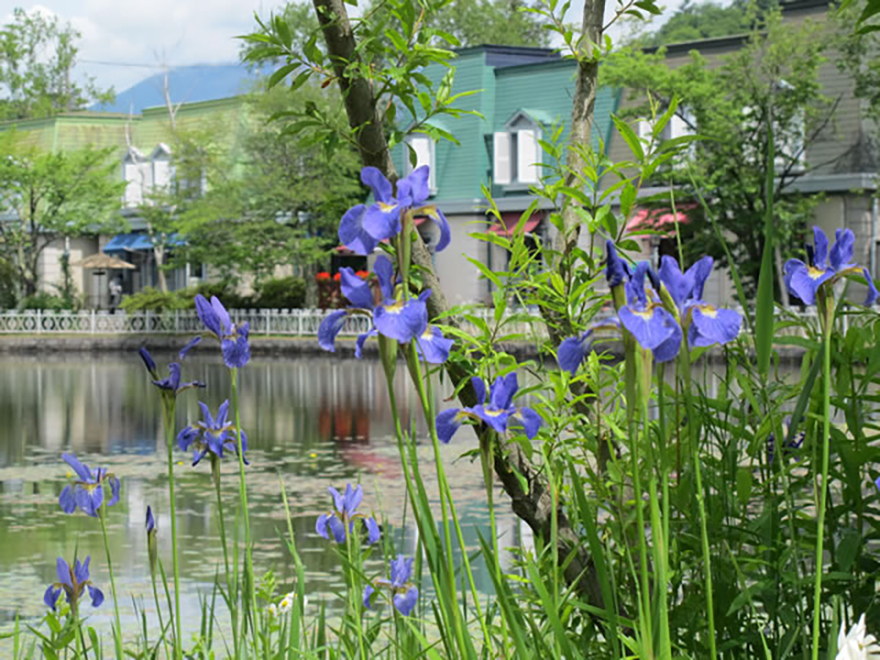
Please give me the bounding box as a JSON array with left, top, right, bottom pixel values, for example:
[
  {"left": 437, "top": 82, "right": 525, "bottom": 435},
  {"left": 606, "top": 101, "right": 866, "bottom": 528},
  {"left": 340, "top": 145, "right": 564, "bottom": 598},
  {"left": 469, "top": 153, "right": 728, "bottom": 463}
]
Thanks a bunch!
[
  {"left": 161, "top": 395, "right": 183, "bottom": 660},
  {"left": 149, "top": 563, "right": 171, "bottom": 660},
  {"left": 211, "top": 456, "right": 238, "bottom": 653},
  {"left": 379, "top": 345, "right": 469, "bottom": 656},
  {"left": 680, "top": 350, "right": 717, "bottom": 660},
  {"left": 99, "top": 507, "right": 124, "bottom": 660},
  {"left": 479, "top": 430, "right": 509, "bottom": 658},
  {"left": 638, "top": 351, "right": 670, "bottom": 660},
  {"left": 616, "top": 283, "right": 652, "bottom": 646},
  {"left": 407, "top": 343, "right": 491, "bottom": 648},
  {"left": 811, "top": 296, "right": 835, "bottom": 659},
  {"left": 229, "top": 367, "right": 260, "bottom": 657},
  {"left": 345, "top": 523, "right": 367, "bottom": 659}
]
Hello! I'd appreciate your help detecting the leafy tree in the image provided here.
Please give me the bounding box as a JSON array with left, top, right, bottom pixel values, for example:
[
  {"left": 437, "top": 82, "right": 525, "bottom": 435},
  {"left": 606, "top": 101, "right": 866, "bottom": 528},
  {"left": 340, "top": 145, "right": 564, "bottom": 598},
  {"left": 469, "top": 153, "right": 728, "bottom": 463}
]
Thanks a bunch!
[
  {"left": 603, "top": 9, "right": 832, "bottom": 299},
  {"left": 425, "top": 0, "right": 550, "bottom": 47},
  {"left": 0, "top": 133, "right": 127, "bottom": 296},
  {"left": 157, "top": 84, "right": 363, "bottom": 283},
  {"left": 0, "top": 7, "right": 113, "bottom": 120},
  {"left": 245, "top": 0, "right": 549, "bottom": 64}
]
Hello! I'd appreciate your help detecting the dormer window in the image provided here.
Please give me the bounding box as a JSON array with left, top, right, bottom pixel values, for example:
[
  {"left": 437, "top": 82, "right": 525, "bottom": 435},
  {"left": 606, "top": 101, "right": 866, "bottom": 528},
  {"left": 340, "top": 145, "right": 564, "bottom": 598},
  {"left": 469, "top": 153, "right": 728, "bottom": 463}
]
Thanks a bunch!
[
  {"left": 150, "top": 143, "right": 173, "bottom": 194},
  {"left": 493, "top": 110, "right": 544, "bottom": 186},
  {"left": 122, "top": 147, "right": 151, "bottom": 207},
  {"left": 404, "top": 134, "right": 436, "bottom": 194}
]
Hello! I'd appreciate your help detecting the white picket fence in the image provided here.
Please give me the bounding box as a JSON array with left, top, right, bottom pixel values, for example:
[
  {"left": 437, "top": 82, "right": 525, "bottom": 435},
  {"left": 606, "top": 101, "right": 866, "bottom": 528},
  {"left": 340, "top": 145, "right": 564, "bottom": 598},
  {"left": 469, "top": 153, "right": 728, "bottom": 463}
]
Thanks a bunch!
[{"left": 0, "top": 306, "right": 851, "bottom": 337}]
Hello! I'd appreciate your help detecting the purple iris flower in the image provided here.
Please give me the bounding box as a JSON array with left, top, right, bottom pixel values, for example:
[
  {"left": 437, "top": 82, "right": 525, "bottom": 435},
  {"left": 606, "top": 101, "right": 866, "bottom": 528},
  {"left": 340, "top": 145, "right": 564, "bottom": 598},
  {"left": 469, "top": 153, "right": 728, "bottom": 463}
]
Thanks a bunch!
[
  {"left": 338, "top": 166, "right": 449, "bottom": 255},
  {"left": 784, "top": 227, "right": 876, "bottom": 306},
  {"left": 363, "top": 554, "right": 419, "bottom": 616},
  {"left": 557, "top": 318, "right": 620, "bottom": 375},
  {"left": 194, "top": 294, "right": 251, "bottom": 369},
  {"left": 44, "top": 556, "right": 103, "bottom": 612},
  {"left": 315, "top": 484, "right": 381, "bottom": 545},
  {"left": 177, "top": 400, "right": 248, "bottom": 467},
  {"left": 139, "top": 346, "right": 205, "bottom": 396},
  {"left": 59, "top": 453, "right": 120, "bottom": 518},
  {"left": 435, "top": 374, "right": 542, "bottom": 443},
  {"left": 317, "top": 255, "right": 451, "bottom": 360},
  {"left": 415, "top": 325, "right": 454, "bottom": 364},
  {"left": 766, "top": 417, "right": 805, "bottom": 464},
  {"left": 146, "top": 505, "right": 156, "bottom": 534},
  {"left": 657, "top": 255, "right": 741, "bottom": 349},
  {"left": 605, "top": 239, "right": 628, "bottom": 288},
  {"left": 618, "top": 262, "right": 682, "bottom": 362}
]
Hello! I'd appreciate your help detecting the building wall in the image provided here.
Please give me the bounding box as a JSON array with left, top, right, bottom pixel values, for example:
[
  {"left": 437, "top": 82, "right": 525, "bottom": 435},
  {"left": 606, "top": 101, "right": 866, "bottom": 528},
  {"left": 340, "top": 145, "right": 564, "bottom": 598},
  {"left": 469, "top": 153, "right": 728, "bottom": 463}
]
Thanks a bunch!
[{"left": 436, "top": 214, "right": 491, "bottom": 305}]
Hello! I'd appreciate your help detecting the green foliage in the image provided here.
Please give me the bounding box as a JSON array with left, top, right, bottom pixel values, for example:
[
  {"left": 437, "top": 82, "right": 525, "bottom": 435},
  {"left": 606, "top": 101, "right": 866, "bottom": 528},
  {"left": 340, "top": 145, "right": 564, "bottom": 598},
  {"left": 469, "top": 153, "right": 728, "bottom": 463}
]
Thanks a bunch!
[
  {"left": 603, "top": 8, "right": 830, "bottom": 297},
  {"left": 118, "top": 287, "right": 192, "bottom": 313},
  {"left": 0, "top": 7, "right": 114, "bottom": 120},
  {"left": 253, "top": 276, "right": 306, "bottom": 309},
  {"left": 17, "top": 291, "right": 72, "bottom": 311},
  {"left": 629, "top": 0, "right": 777, "bottom": 47},
  {"left": 152, "top": 85, "right": 363, "bottom": 281},
  {"left": 0, "top": 133, "right": 127, "bottom": 296}
]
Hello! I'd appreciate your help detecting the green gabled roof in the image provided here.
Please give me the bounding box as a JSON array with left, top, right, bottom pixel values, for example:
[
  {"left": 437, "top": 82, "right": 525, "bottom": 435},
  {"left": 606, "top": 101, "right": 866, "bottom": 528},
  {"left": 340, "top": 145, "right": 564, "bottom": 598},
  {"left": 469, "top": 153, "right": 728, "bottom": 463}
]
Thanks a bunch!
[{"left": 391, "top": 46, "right": 620, "bottom": 207}]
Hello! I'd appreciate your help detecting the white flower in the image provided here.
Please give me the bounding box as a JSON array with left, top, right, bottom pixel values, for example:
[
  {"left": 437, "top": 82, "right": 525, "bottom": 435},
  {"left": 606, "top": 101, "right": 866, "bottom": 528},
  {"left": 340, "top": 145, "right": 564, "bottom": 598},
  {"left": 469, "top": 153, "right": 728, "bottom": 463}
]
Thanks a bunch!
[
  {"left": 267, "top": 603, "right": 278, "bottom": 618},
  {"left": 279, "top": 594, "right": 293, "bottom": 614},
  {"left": 836, "top": 614, "right": 880, "bottom": 660}
]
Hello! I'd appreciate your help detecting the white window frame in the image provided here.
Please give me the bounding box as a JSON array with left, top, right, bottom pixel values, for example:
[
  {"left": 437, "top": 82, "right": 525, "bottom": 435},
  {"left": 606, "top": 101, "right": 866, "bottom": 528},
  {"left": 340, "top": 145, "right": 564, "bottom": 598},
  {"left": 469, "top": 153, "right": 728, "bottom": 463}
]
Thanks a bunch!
[
  {"left": 494, "top": 111, "right": 543, "bottom": 186},
  {"left": 121, "top": 147, "right": 151, "bottom": 207},
  {"left": 150, "top": 144, "right": 173, "bottom": 194},
  {"left": 404, "top": 134, "right": 436, "bottom": 194}
]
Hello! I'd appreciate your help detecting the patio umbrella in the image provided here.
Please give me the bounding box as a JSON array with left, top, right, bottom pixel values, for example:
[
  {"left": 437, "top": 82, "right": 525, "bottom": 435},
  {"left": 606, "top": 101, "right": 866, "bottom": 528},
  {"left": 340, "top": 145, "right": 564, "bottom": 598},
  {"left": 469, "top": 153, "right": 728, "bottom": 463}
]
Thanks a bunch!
[{"left": 72, "top": 253, "right": 136, "bottom": 270}]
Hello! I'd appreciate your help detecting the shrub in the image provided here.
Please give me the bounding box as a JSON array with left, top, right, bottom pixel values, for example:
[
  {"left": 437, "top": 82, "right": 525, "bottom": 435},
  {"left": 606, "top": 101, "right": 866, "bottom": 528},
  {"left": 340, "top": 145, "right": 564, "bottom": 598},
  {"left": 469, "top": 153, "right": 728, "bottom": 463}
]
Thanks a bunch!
[
  {"left": 253, "top": 276, "right": 306, "bottom": 309},
  {"left": 119, "top": 287, "right": 191, "bottom": 313},
  {"left": 18, "top": 291, "right": 73, "bottom": 311}
]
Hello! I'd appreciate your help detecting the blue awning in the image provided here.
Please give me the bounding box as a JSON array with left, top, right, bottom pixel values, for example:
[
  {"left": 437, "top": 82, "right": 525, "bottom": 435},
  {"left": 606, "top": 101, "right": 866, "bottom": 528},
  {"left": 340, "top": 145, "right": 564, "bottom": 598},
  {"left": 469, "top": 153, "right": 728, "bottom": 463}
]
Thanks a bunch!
[
  {"left": 102, "top": 232, "right": 143, "bottom": 254},
  {"left": 103, "top": 232, "right": 186, "bottom": 254}
]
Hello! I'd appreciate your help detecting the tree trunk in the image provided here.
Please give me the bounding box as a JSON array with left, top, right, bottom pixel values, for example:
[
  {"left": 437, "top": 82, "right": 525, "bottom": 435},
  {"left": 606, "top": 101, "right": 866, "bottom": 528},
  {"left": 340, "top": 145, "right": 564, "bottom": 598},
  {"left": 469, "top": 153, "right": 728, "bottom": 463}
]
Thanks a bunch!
[
  {"left": 311, "top": 0, "right": 606, "bottom": 609},
  {"left": 154, "top": 244, "right": 168, "bottom": 293}
]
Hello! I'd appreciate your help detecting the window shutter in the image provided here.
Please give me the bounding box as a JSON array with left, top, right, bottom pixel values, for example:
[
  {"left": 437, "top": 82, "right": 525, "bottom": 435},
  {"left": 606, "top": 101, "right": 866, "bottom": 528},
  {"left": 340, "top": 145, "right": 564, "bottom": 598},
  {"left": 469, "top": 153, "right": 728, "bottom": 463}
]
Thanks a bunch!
[
  {"left": 493, "top": 132, "right": 511, "bottom": 185},
  {"left": 408, "top": 136, "right": 435, "bottom": 190},
  {"left": 517, "top": 129, "right": 539, "bottom": 184},
  {"left": 152, "top": 157, "right": 170, "bottom": 191}
]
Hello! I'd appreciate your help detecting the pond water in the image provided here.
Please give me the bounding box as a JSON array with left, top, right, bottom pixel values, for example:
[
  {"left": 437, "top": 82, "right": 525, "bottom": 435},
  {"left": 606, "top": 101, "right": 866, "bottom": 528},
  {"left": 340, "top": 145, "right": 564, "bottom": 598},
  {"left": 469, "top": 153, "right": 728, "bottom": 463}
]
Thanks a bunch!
[{"left": 0, "top": 351, "right": 517, "bottom": 649}]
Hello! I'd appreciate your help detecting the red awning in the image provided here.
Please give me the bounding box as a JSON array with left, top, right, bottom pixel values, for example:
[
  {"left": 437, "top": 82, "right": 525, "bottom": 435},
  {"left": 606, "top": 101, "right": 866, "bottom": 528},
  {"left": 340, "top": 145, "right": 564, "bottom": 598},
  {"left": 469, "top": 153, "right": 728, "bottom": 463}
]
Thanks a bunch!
[
  {"left": 626, "top": 204, "right": 695, "bottom": 232},
  {"left": 488, "top": 212, "right": 541, "bottom": 236}
]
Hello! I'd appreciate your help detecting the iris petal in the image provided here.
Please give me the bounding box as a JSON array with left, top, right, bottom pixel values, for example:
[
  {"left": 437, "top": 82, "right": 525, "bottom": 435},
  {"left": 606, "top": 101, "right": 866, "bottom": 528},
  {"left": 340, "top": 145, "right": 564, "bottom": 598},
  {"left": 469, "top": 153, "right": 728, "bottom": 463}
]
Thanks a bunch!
[
  {"left": 687, "top": 256, "right": 714, "bottom": 301},
  {"left": 210, "top": 297, "right": 232, "bottom": 337},
  {"left": 327, "top": 515, "right": 346, "bottom": 544},
  {"left": 393, "top": 587, "right": 419, "bottom": 616},
  {"left": 74, "top": 557, "right": 90, "bottom": 585},
  {"left": 178, "top": 336, "right": 201, "bottom": 360},
  {"left": 489, "top": 374, "right": 518, "bottom": 411},
  {"left": 653, "top": 318, "right": 682, "bottom": 363},
  {"left": 345, "top": 484, "right": 364, "bottom": 515},
  {"left": 435, "top": 408, "right": 464, "bottom": 444},
  {"left": 88, "top": 585, "right": 104, "bottom": 608},
  {"left": 605, "top": 240, "right": 627, "bottom": 287},
  {"left": 373, "top": 256, "right": 395, "bottom": 301},
  {"left": 340, "top": 268, "right": 374, "bottom": 309},
  {"left": 362, "top": 584, "right": 375, "bottom": 609},
  {"left": 398, "top": 165, "right": 430, "bottom": 207},
  {"left": 59, "top": 485, "right": 76, "bottom": 514},
  {"left": 557, "top": 332, "right": 592, "bottom": 374},
  {"left": 338, "top": 204, "right": 376, "bottom": 256},
  {"left": 138, "top": 347, "right": 157, "bottom": 374},
  {"left": 63, "top": 453, "right": 93, "bottom": 483},
  {"left": 426, "top": 207, "right": 451, "bottom": 252},
  {"left": 689, "top": 307, "right": 742, "bottom": 347},
  {"left": 415, "top": 326, "right": 453, "bottom": 364},
  {"left": 56, "top": 557, "right": 72, "bottom": 588},
  {"left": 510, "top": 407, "right": 542, "bottom": 439},
  {"left": 328, "top": 486, "right": 345, "bottom": 514},
  {"left": 361, "top": 166, "right": 394, "bottom": 204},
  {"left": 374, "top": 298, "right": 428, "bottom": 343},
  {"left": 618, "top": 306, "right": 676, "bottom": 352},
  {"left": 355, "top": 328, "right": 377, "bottom": 359},
  {"left": 194, "top": 294, "right": 222, "bottom": 337},
  {"left": 107, "top": 477, "right": 121, "bottom": 507},
  {"left": 864, "top": 268, "right": 878, "bottom": 306},
  {"left": 222, "top": 334, "right": 250, "bottom": 369},
  {"left": 658, "top": 256, "right": 691, "bottom": 309},
  {"left": 365, "top": 516, "right": 381, "bottom": 545},
  {"left": 471, "top": 405, "right": 510, "bottom": 434},
  {"left": 315, "top": 514, "right": 331, "bottom": 540},
  {"left": 813, "top": 226, "right": 828, "bottom": 269},
  {"left": 44, "top": 585, "right": 61, "bottom": 610},
  {"left": 471, "top": 377, "right": 486, "bottom": 405},
  {"left": 317, "top": 311, "right": 348, "bottom": 352},
  {"left": 363, "top": 204, "right": 401, "bottom": 243}
]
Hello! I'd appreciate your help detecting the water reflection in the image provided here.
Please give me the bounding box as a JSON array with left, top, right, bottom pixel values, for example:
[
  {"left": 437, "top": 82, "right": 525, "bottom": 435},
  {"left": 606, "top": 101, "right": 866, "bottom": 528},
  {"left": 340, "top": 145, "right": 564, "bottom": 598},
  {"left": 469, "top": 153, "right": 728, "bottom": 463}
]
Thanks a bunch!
[{"left": 0, "top": 353, "right": 516, "bottom": 649}]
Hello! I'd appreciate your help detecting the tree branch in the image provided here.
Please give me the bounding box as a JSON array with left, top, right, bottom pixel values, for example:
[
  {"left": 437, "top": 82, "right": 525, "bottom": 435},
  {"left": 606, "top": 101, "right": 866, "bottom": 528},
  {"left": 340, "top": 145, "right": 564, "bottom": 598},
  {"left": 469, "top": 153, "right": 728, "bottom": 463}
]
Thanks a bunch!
[{"left": 311, "top": 0, "right": 605, "bottom": 609}]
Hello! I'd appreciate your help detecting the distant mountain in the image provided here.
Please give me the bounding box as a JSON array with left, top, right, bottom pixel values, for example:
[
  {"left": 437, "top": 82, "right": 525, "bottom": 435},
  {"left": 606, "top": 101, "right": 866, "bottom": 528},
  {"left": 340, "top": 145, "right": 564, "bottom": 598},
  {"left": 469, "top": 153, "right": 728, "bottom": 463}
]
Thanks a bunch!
[{"left": 92, "top": 63, "right": 270, "bottom": 114}]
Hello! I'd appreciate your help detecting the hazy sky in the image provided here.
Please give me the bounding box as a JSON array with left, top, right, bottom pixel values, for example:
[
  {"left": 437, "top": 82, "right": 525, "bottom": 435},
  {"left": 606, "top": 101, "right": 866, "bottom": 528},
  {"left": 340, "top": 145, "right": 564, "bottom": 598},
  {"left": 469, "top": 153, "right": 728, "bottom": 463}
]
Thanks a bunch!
[{"left": 0, "top": 1, "right": 686, "bottom": 94}]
